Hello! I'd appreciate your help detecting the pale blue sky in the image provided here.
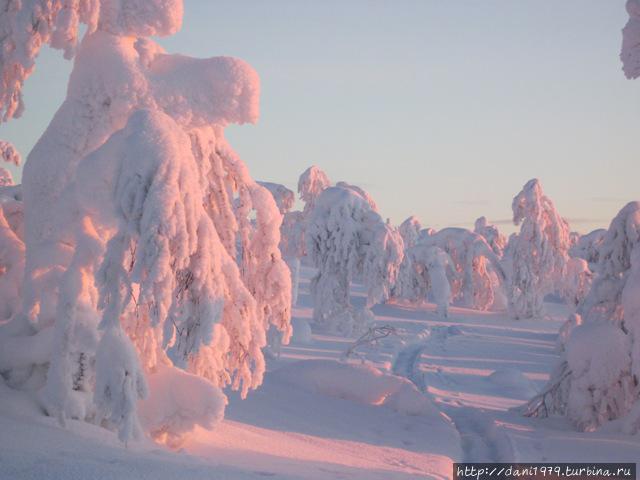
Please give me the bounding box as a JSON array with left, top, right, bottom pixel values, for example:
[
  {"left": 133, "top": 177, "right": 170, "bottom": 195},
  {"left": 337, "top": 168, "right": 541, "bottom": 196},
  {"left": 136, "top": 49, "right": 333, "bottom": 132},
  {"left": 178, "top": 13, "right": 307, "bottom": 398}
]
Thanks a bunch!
[{"left": 0, "top": 1, "right": 637, "bottom": 233}]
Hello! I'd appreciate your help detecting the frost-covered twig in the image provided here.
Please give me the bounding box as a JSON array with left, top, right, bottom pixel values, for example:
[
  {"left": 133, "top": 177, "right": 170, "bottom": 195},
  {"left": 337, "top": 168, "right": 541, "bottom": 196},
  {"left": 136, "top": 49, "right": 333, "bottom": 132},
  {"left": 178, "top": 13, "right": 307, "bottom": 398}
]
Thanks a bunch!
[
  {"left": 342, "top": 325, "right": 398, "bottom": 359},
  {"left": 523, "top": 362, "right": 571, "bottom": 418}
]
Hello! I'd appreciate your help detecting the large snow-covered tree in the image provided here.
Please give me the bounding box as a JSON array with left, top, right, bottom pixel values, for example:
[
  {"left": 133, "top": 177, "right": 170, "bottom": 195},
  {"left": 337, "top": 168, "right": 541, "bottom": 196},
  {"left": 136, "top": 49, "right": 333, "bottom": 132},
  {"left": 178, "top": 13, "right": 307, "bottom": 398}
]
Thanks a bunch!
[
  {"left": 506, "top": 179, "right": 570, "bottom": 319},
  {"left": 0, "top": 0, "right": 291, "bottom": 444},
  {"left": 526, "top": 202, "right": 640, "bottom": 432},
  {"left": 306, "top": 185, "right": 403, "bottom": 336},
  {"left": 525, "top": 5, "right": 640, "bottom": 430}
]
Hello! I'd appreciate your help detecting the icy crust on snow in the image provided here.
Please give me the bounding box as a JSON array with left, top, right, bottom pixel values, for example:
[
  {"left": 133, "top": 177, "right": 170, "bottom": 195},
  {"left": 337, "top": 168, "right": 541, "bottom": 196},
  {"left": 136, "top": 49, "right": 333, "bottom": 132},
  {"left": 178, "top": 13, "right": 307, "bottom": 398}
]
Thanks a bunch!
[
  {"left": 272, "top": 359, "right": 442, "bottom": 417},
  {"left": 622, "top": 0, "right": 640, "bottom": 79}
]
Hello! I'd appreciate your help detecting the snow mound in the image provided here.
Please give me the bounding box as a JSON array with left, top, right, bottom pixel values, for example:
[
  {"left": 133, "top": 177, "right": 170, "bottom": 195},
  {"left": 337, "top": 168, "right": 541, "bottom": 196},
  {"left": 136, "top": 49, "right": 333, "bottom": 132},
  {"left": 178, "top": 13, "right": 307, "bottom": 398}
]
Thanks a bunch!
[
  {"left": 271, "top": 359, "right": 439, "bottom": 416},
  {"left": 487, "top": 368, "right": 538, "bottom": 398},
  {"left": 139, "top": 364, "right": 227, "bottom": 448}
]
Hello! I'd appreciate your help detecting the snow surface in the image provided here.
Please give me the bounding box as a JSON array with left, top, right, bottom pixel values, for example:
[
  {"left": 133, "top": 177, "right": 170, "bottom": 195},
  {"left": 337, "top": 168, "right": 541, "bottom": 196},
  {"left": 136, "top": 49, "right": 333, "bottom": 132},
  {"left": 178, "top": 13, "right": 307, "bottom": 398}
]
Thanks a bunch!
[{"left": 1, "top": 266, "right": 638, "bottom": 479}]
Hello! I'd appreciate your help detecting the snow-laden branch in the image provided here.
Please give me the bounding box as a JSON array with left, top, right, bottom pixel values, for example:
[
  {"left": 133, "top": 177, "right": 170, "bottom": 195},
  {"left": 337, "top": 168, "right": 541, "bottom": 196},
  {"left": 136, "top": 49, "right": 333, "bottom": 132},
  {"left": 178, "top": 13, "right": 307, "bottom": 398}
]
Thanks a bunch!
[{"left": 622, "top": 0, "right": 640, "bottom": 79}]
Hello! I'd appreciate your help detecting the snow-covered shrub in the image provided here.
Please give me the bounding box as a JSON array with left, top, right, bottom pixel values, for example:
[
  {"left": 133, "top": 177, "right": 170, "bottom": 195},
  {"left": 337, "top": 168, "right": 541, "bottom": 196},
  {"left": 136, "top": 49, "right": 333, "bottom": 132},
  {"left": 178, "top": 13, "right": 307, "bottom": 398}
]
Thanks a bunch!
[
  {"left": 506, "top": 179, "right": 570, "bottom": 319},
  {"left": 526, "top": 202, "right": 640, "bottom": 433},
  {"left": 0, "top": 0, "right": 291, "bottom": 443},
  {"left": 306, "top": 185, "right": 403, "bottom": 336},
  {"left": 622, "top": 0, "right": 640, "bottom": 79},
  {"left": 569, "top": 229, "right": 606, "bottom": 271},
  {"left": 474, "top": 216, "right": 507, "bottom": 257},
  {"left": 418, "top": 228, "right": 506, "bottom": 311}
]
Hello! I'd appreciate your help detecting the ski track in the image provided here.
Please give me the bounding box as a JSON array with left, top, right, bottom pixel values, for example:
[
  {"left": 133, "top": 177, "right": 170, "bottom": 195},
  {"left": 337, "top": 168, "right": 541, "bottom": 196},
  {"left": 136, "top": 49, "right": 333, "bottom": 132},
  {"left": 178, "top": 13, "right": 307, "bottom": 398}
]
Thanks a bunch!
[{"left": 392, "top": 324, "right": 515, "bottom": 463}]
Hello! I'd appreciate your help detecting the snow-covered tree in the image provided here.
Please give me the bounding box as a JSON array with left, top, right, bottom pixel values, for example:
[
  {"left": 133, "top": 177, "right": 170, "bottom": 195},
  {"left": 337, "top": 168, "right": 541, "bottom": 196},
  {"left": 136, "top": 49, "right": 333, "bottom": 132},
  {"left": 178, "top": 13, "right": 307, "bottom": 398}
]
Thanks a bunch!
[
  {"left": 569, "top": 229, "right": 606, "bottom": 271},
  {"left": 561, "top": 257, "right": 592, "bottom": 310},
  {"left": 0, "top": 0, "right": 291, "bottom": 444},
  {"left": 258, "top": 181, "right": 295, "bottom": 215},
  {"left": 529, "top": 16, "right": 640, "bottom": 430},
  {"left": 0, "top": 195, "right": 24, "bottom": 322},
  {"left": 419, "top": 228, "right": 506, "bottom": 311},
  {"left": 335, "top": 181, "right": 378, "bottom": 211},
  {"left": 622, "top": 0, "right": 640, "bottom": 79},
  {"left": 398, "top": 216, "right": 422, "bottom": 250},
  {"left": 277, "top": 165, "right": 332, "bottom": 265},
  {"left": 0, "top": 141, "right": 23, "bottom": 323},
  {"left": 506, "top": 179, "right": 570, "bottom": 319},
  {"left": 256, "top": 181, "right": 301, "bottom": 351},
  {"left": 474, "top": 216, "right": 507, "bottom": 257},
  {"left": 298, "top": 165, "right": 331, "bottom": 216},
  {"left": 306, "top": 185, "right": 403, "bottom": 336},
  {"left": 525, "top": 202, "right": 640, "bottom": 432},
  {"left": 396, "top": 243, "right": 453, "bottom": 318}
]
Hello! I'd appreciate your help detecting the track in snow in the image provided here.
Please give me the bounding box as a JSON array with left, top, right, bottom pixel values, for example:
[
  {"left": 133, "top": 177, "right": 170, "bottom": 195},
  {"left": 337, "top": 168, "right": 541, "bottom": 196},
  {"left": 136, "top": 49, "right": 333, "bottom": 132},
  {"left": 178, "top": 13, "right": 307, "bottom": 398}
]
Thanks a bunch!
[{"left": 391, "top": 324, "right": 513, "bottom": 463}]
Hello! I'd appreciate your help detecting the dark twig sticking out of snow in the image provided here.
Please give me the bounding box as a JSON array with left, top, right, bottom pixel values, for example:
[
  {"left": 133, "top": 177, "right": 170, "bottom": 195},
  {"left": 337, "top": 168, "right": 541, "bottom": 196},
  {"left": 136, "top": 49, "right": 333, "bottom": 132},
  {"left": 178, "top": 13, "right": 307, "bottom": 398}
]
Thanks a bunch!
[
  {"left": 342, "top": 325, "right": 398, "bottom": 359},
  {"left": 522, "top": 361, "right": 572, "bottom": 418}
]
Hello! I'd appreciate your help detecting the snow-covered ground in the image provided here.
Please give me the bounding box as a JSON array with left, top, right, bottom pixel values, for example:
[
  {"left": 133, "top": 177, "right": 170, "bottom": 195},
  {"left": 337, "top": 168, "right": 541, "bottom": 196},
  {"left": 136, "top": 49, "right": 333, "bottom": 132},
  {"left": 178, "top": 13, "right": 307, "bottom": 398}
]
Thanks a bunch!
[{"left": 1, "top": 266, "right": 639, "bottom": 479}]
